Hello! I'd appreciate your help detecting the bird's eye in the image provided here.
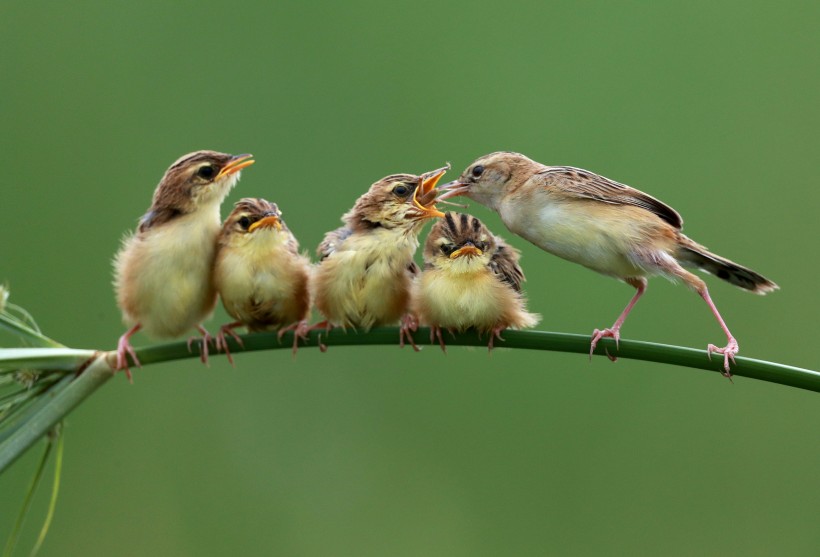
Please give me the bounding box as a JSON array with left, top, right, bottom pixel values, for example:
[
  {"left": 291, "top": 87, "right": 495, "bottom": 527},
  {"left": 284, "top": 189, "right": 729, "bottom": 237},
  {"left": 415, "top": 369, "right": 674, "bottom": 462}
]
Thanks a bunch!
[
  {"left": 393, "top": 184, "right": 410, "bottom": 197},
  {"left": 238, "top": 216, "right": 252, "bottom": 229},
  {"left": 197, "top": 165, "right": 216, "bottom": 180},
  {"left": 439, "top": 244, "right": 455, "bottom": 255},
  {"left": 471, "top": 165, "right": 485, "bottom": 178},
  {"left": 475, "top": 242, "right": 487, "bottom": 251}
]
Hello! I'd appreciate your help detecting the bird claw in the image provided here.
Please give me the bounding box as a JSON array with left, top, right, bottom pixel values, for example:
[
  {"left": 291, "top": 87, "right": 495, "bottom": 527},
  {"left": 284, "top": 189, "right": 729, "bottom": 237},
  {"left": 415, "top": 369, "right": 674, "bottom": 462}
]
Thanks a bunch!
[
  {"left": 399, "top": 314, "right": 420, "bottom": 351},
  {"left": 487, "top": 327, "right": 506, "bottom": 352},
  {"left": 707, "top": 338, "right": 739, "bottom": 378},
  {"left": 590, "top": 327, "right": 620, "bottom": 360},
  {"left": 115, "top": 336, "right": 140, "bottom": 383},
  {"left": 430, "top": 326, "right": 447, "bottom": 354},
  {"left": 279, "top": 320, "right": 310, "bottom": 356},
  {"left": 215, "top": 324, "right": 245, "bottom": 366},
  {"left": 188, "top": 326, "right": 214, "bottom": 366},
  {"left": 310, "top": 321, "right": 333, "bottom": 352}
]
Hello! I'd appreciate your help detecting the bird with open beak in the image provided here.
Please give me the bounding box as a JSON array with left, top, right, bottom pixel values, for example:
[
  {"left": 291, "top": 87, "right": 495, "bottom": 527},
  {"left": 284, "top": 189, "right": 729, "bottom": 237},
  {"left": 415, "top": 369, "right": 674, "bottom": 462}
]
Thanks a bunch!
[
  {"left": 441, "top": 151, "right": 778, "bottom": 375},
  {"left": 413, "top": 212, "right": 540, "bottom": 351},
  {"left": 113, "top": 151, "right": 254, "bottom": 378},
  {"left": 213, "top": 198, "right": 311, "bottom": 361},
  {"left": 311, "top": 164, "right": 454, "bottom": 348}
]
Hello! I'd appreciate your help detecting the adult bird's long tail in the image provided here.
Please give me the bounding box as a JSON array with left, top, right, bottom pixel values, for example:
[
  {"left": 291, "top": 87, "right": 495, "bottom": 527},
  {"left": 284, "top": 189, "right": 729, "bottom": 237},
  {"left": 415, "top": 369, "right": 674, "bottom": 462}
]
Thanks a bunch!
[{"left": 676, "top": 236, "right": 778, "bottom": 294}]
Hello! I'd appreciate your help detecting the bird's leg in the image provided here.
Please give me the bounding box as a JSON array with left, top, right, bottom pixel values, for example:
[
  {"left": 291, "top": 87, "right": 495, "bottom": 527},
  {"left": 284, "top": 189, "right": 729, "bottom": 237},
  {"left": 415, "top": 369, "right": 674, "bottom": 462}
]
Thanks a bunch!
[
  {"left": 488, "top": 326, "right": 506, "bottom": 352},
  {"left": 187, "top": 325, "right": 214, "bottom": 365},
  {"left": 215, "top": 321, "right": 245, "bottom": 365},
  {"left": 429, "top": 326, "right": 448, "bottom": 353},
  {"left": 115, "top": 324, "right": 142, "bottom": 382},
  {"left": 399, "top": 314, "right": 420, "bottom": 351},
  {"left": 278, "top": 319, "right": 311, "bottom": 356},
  {"left": 664, "top": 262, "right": 737, "bottom": 378},
  {"left": 700, "top": 288, "right": 738, "bottom": 378},
  {"left": 590, "top": 277, "right": 647, "bottom": 360}
]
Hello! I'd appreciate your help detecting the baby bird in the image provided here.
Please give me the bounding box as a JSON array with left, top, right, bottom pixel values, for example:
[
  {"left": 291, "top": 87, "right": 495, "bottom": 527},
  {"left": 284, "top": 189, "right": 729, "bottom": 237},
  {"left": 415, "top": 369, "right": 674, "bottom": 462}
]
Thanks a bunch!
[
  {"left": 413, "top": 212, "right": 540, "bottom": 351},
  {"left": 113, "top": 151, "right": 254, "bottom": 378},
  {"left": 442, "top": 151, "right": 777, "bottom": 374},
  {"left": 213, "top": 198, "right": 311, "bottom": 361},
  {"left": 311, "top": 165, "right": 451, "bottom": 348}
]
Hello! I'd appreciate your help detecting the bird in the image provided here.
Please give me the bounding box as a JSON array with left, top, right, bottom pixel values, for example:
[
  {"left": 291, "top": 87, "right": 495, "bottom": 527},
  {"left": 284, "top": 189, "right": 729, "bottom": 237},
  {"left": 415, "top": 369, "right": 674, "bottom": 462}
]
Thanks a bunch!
[
  {"left": 441, "top": 151, "right": 777, "bottom": 375},
  {"left": 212, "top": 198, "right": 311, "bottom": 361},
  {"left": 311, "top": 164, "right": 453, "bottom": 349},
  {"left": 113, "top": 150, "right": 254, "bottom": 378},
  {"left": 412, "top": 211, "right": 540, "bottom": 351}
]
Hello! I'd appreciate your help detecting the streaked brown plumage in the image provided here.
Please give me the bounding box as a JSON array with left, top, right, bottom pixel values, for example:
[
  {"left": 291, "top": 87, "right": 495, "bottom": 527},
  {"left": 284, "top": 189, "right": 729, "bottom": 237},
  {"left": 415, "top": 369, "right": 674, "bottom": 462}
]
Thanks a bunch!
[
  {"left": 311, "top": 165, "right": 451, "bottom": 348},
  {"left": 442, "top": 151, "right": 777, "bottom": 374},
  {"left": 113, "top": 151, "right": 254, "bottom": 378},
  {"left": 413, "top": 212, "right": 539, "bottom": 350},
  {"left": 213, "top": 198, "right": 311, "bottom": 361}
]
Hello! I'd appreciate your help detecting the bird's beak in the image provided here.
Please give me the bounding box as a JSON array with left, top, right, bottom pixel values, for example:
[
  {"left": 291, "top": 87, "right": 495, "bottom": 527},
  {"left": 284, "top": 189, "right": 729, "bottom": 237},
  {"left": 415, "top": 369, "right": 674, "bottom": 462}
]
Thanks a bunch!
[
  {"left": 248, "top": 214, "right": 281, "bottom": 232},
  {"left": 449, "top": 243, "right": 483, "bottom": 259},
  {"left": 217, "top": 154, "right": 255, "bottom": 180},
  {"left": 412, "top": 164, "right": 450, "bottom": 218},
  {"left": 437, "top": 180, "right": 471, "bottom": 198}
]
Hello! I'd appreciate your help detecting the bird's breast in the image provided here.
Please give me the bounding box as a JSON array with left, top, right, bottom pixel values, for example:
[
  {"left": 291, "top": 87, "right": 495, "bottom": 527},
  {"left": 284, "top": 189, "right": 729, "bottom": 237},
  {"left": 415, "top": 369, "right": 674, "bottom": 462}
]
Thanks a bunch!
[
  {"left": 116, "top": 210, "right": 221, "bottom": 337},
  {"left": 313, "top": 230, "right": 418, "bottom": 328}
]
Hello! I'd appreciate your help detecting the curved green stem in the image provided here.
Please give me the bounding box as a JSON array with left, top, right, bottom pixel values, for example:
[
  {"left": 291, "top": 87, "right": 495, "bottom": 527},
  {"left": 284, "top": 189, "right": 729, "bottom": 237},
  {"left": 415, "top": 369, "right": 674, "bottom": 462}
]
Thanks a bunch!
[
  {"left": 0, "top": 328, "right": 817, "bottom": 475},
  {"left": 136, "top": 327, "right": 818, "bottom": 391}
]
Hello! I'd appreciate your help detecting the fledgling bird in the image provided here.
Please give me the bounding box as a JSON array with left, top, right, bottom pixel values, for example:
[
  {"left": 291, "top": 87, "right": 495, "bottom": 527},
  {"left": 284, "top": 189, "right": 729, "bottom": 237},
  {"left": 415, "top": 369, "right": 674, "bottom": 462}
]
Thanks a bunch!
[
  {"left": 213, "top": 198, "right": 311, "bottom": 361},
  {"left": 311, "top": 165, "right": 453, "bottom": 348},
  {"left": 412, "top": 212, "right": 540, "bottom": 351},
  {"left": 442, "top": 151, "right": 778, "bottom": 375},
  {"left": 113, "top": 151, "right": 254, "bottom": 378}
]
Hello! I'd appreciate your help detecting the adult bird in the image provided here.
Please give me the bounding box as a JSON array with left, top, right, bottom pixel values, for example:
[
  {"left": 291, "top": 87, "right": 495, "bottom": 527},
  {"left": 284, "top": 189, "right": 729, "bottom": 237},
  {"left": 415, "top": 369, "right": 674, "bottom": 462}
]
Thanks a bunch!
[{"left": 442, "top": 151, "right": 777, "bottom": 374}]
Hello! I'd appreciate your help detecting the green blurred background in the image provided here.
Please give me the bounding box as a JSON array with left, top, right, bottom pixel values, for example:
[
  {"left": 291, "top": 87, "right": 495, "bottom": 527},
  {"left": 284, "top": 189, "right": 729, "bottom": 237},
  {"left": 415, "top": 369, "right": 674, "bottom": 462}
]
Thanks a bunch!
[{"left": 1, "top": 1, "right": 818, "bottom": 555}]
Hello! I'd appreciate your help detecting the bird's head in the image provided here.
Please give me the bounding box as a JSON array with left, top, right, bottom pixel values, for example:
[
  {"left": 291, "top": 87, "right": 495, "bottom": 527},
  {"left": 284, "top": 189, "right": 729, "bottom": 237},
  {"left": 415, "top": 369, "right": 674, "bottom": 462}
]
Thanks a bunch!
[
  {"left": 439, "top": 151, "right": 537, "bottom": 210},
  {"left": 151, "top": 151, "right": 255, "bottom": 213},
  {"left": 219, "top": 197, "right": 293, "bottom": 248},
  {"left": 424, "top": 212, "right": 496, "bottom": 273},
  {"left": 344, "top": 164, "right": 452, "bottom": 232}
]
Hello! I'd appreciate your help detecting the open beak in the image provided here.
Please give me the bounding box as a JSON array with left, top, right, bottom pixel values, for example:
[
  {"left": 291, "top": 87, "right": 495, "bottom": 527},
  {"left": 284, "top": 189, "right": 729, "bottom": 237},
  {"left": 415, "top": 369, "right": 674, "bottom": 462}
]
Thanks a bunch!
[
  {"left": 412, "top": 164, "right": 450, "bottom": 218},
  {"left": 449, "top": 244, "right": 483, "bottom": 259},
  {"left": 437, "top": 179, "right": 471, "bottom": 198},
  {"left": 217, "top": 154, "right": 255, "bottom": 180},
  {"left": 248, "top": 214, "right": 281, "bottom": 232}
]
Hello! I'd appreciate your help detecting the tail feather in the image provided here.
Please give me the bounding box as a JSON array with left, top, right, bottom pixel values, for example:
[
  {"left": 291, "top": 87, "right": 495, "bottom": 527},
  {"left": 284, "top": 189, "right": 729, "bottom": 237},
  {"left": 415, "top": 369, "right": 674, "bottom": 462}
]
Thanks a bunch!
[{"left": 677, "top": 239, "right": 778, "bottom": 295}]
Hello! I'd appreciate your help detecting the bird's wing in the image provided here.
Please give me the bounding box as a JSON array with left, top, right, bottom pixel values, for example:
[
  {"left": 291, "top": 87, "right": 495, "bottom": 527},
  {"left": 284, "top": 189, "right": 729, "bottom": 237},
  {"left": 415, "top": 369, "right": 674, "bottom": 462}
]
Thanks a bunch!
[
  {"left": 539, "top": 166, "right": 683, "bottom": 229},
  {"left": 137, "top": 207, "right": 183, "bottom": 233},
  {"left": 317, "top": 225, "right": 353, "bottom": 261},
  {"left": 489, "top": 239, "right": 525, "bottom": 293}
]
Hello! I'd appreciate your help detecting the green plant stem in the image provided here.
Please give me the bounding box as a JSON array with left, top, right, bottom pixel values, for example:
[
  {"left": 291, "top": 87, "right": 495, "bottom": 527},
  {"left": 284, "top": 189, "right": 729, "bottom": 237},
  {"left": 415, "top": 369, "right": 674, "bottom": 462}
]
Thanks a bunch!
[
  {"left": 1, "top": 328, "right": 817, "bottom": 474},
  {"left": 137, "top": 327, "right": 819, "bottom": 391},
  {"left": 0, "top": 358, "right": 111, "bottom": 473}
]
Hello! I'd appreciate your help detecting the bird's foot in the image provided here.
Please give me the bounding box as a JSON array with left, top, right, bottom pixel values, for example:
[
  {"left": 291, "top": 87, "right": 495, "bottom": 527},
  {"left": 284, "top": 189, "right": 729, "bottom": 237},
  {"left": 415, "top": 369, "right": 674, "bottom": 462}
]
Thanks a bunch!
[
  {"left": 399, "top": 314, "right": 419, "bottom": 351},
  {"left": 115, "top": 334, "right": 140, "bottom": 383},
  {"left": 188, "top": 326, "right": 214, "bottom": 366},
  {"left": 215, "top": 323, "right": 244, "bottom": 366},
  {"left": 590, "top": 327, "right": 620, "bottom": 361},
  {"left": 310, "top": 321, "right": 333, "bottom": 352},
  {"left": 429, "top": 326, "right": 450, "bottom": 354},
  {"left": 707, "top": 338, "right": 738, "bottom": 379},
  {"left": 279, "top": 320, "right": 311, "bottom": 356},
  {"left": 487, "top": 326, "right": 506, "bottom": 352}
]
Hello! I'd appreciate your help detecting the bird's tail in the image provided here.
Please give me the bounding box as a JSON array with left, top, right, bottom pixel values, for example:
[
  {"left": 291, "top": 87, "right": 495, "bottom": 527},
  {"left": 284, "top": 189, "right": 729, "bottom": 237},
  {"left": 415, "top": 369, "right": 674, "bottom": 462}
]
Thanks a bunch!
[{"left": 677, "top": 236, "right": 778, "bottom": 294}]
